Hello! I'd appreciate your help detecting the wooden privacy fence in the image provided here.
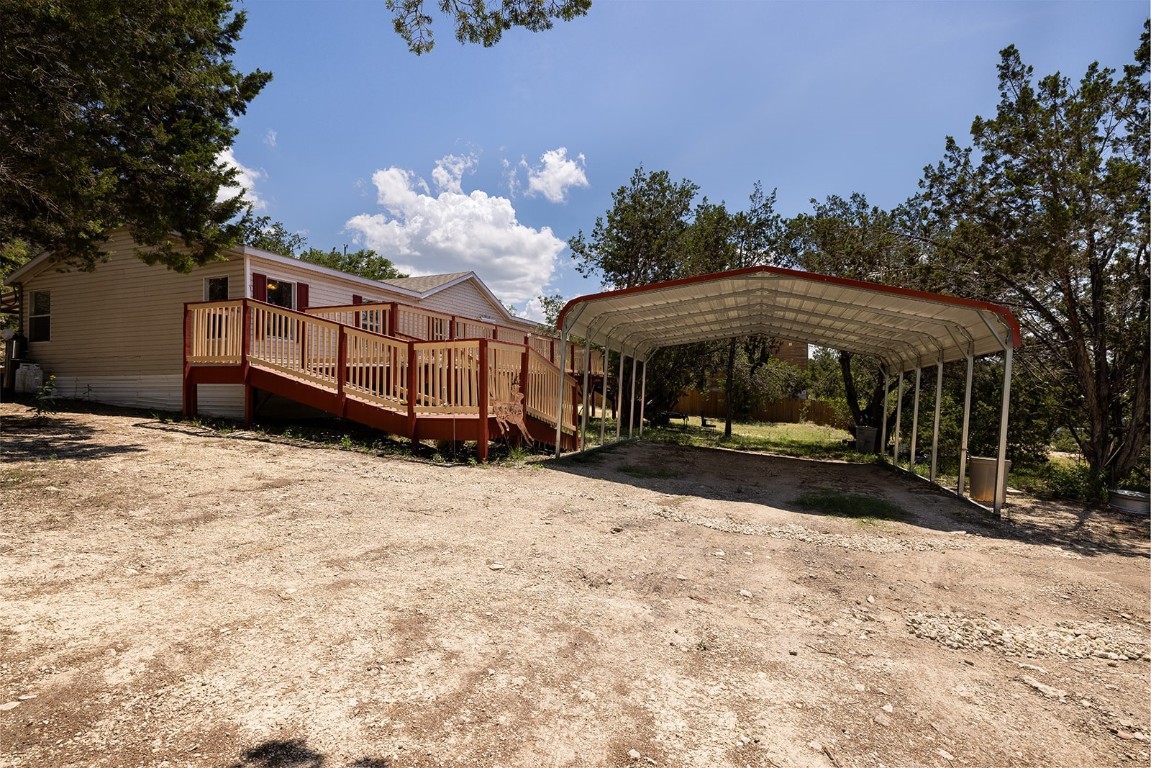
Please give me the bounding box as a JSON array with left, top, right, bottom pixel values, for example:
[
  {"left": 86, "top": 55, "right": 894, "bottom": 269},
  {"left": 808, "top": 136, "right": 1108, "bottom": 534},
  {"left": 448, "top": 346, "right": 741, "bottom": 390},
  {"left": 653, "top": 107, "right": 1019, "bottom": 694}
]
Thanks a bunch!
[
  {"left": 185, "top": 300, "right": 580, "bottom": 456},
  {"left": 673, "top": 389, "right": 845, "bottom": 428}
]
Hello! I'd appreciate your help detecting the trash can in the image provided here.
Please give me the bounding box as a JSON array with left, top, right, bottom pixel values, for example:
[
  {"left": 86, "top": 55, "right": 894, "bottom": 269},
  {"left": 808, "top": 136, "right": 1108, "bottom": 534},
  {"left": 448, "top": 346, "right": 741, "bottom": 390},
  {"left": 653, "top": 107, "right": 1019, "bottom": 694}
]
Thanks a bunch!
[
  {"left": 969, "top": 456, "right": 1011, "bottom": 504},
  {"left": 855, "top": 426, "right": 878, "bottom": 453}
]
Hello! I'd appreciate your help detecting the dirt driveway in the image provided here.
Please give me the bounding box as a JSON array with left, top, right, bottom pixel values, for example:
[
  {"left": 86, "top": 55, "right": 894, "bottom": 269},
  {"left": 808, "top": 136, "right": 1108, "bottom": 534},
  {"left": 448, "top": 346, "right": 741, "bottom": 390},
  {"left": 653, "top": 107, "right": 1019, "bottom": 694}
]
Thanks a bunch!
[{"left": 1, "top": 402, "right": 1148, "bottom": 768}]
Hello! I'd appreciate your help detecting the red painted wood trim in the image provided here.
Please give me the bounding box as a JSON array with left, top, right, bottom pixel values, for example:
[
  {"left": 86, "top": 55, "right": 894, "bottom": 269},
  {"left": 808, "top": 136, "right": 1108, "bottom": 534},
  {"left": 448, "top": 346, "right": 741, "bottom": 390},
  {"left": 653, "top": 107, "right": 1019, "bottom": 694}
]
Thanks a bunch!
[
  {"left": 182, "top": 303, "right": 193, "bottom": 417},
  {"left": 477, "top": 339, "right": 489, "bottom": 461},
  {"left": 406, "top": 343, "right": 418, "bottom": 438},
  {"left": 336, "top": 328, "right": 348, "bottom": 414}
]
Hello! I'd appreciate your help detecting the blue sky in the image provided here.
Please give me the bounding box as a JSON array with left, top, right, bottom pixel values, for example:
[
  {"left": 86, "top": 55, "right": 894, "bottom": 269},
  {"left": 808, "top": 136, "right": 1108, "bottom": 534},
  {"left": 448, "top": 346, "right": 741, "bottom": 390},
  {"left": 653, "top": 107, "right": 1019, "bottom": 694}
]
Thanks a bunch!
[{"left": 225, "top": 0, "right": 1146, "bottom": 319}]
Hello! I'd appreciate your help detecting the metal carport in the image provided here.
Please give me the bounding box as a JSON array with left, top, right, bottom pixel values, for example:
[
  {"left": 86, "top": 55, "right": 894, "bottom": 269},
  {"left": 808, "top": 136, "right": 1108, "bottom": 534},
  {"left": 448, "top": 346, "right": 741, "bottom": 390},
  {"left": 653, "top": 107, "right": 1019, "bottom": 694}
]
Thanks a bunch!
[{"left": 553, "top": 266, "right": 1021, "bottom": 515}]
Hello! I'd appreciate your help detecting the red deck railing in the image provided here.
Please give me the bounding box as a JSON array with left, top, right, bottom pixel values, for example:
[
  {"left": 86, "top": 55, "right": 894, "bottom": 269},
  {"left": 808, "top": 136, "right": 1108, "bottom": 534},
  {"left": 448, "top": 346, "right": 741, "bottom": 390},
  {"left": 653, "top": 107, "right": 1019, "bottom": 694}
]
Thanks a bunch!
[
  {"left": 184, "top": 299, "right": 582, "bottom": 458},
  {"left": 303, "top": 300, "right": 604, "bottom": 378}
]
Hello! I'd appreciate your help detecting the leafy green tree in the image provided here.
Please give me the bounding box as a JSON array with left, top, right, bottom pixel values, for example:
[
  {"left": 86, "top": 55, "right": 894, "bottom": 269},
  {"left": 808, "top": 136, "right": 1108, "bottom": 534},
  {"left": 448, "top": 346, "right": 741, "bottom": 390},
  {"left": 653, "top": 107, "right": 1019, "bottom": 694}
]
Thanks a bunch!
[
  {"left": 569, "top": 166, "right": 700, "bottom": 290},
  {"left": 681, "top": 187, "right": 787, "bottom": 436},
  {"left": 387, "top": 0, "right": 591, "bottom": 55},
  {"left": 784, "top": 193, "right": 927, "bottom": 443},
  {"left": 571, "top": 170, "right": 792, "bottom": 427},
  {"left": 1, "top": 0, "right": 271, "bottom": 271},
  {"left": 239, "top": 216, "right": 407, "bottom": 281},
  {"left": 299, "top": 248, "right": 409, "bottom": 281},
  {"left": 238, "top": 216, "right": 308, "bottom": 257},
  {"left": 534, "top": 293, "right": 567, "bottom": 330},
  {"left": 920, "top": 25, "right": 1150, "bottom": 490}
]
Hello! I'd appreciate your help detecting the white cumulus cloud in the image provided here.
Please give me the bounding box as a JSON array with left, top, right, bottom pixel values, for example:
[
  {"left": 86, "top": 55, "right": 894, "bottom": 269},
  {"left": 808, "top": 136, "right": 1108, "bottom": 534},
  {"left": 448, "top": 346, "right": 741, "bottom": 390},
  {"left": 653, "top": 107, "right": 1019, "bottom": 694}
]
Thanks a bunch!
[
  {"left": 216, "top": 148, "right": 266, "bottom": 211},
  {"left": 345, "top": 154, "right": 566, "bottom": 308},
  {"left": 525, "top": 148, "right": 588, "bottom": 203}
]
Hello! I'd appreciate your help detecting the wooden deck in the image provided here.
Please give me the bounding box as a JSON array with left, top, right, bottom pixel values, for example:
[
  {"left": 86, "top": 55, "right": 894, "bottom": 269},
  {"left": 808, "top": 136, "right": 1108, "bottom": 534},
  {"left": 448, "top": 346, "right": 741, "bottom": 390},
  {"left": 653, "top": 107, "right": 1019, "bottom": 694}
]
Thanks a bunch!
[{"left": 183, "top": 300, "right": 598, "bottom": 459}]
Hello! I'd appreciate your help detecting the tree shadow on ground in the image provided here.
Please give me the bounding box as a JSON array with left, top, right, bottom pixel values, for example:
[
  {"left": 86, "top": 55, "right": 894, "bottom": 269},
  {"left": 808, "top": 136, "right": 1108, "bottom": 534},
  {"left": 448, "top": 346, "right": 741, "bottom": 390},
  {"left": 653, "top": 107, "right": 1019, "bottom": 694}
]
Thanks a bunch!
[
  {"left": 546, "top": 441, "right": 1149, "bottom": 560},
  {"left": 0, "top": 410, "right": 146, "bottom": 461},
  {"left": 227, "top": 738, "right": 390, "bottom": 768}
]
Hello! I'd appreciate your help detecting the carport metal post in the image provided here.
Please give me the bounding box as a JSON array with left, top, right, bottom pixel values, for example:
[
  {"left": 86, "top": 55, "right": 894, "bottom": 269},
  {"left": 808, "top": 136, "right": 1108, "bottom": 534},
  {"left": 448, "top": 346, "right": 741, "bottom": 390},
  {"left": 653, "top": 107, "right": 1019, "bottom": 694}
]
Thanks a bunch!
[
  {"left": 994, "top": 343, "right": 1014, "bottom": 516},
  {"left": 637, "top": 359, "right": 648, "bottom": 438},
  {"left": 580, "top": 344, "right": 591, "bottom": 450},
  {"left": 930, "top": 352, "right": 944, "bottom": 483},
  {"left": 627, "top": 350, "right": 638, "bottom": 439},
  {"left": 893, "top": 371, "right": 904, "bottom": 467},
  {"left": 880, "top": 368, "right": 889, "bottom": 458},
  {"left": 909, "top": 363, "right": 923, "bottom": 475},
  {"left": 599, "top": 345, "right": 609, "bottom": 446},
  {"left": 957, "top": 352, "right": 974, "bottom": 497},
  {"left": 614, "top": 353, "right": 624, "bottom": 443},
  {"left": 554, "top": 326, "right": 569, "bottom": 458}
]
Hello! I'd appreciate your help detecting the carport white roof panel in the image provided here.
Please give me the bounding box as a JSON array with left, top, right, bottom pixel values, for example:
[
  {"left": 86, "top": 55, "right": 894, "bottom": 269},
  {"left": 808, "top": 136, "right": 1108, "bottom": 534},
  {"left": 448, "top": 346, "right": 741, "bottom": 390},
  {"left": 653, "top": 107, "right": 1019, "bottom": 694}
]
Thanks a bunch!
[{"left": 557, "top": 267, "right": 1020, "bottom": 371}]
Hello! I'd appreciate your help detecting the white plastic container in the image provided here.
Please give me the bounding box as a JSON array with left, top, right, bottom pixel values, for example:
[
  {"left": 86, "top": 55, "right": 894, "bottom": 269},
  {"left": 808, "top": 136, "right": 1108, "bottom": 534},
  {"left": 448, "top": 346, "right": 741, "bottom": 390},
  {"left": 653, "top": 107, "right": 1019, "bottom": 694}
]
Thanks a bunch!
[{"left": 14, "top": 363, "right": 43, "bottom": 394}]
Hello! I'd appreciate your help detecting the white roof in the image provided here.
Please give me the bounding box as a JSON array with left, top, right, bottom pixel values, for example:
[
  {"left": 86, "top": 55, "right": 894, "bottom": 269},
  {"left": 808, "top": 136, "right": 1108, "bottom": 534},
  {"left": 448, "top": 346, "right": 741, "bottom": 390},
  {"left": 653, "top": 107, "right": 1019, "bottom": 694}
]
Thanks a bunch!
[{"left": 557, "top": 266, "right": 1020, "bottom": 372}]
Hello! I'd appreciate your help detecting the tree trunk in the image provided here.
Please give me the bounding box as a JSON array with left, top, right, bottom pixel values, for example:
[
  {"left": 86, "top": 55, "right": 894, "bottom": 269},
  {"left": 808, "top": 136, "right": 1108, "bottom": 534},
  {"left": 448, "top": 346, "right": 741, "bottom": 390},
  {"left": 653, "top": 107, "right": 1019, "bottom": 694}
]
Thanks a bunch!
[{"left": 839, "top": 351, "right": 865, "bottom": 427}]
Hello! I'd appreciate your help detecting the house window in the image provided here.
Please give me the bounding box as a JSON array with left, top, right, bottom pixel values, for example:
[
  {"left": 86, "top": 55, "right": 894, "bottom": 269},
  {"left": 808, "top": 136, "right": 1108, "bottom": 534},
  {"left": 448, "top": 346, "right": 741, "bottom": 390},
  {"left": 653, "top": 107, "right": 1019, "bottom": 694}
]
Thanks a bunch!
[
  {"left": 28, "top": 290, "right": 50, "bottom": 342},
  {"left": 205, "top": 276, "right": 229, "bottom": 301},
  {"left": 266, "top": 279, "right": 294, "bottom": 309}
]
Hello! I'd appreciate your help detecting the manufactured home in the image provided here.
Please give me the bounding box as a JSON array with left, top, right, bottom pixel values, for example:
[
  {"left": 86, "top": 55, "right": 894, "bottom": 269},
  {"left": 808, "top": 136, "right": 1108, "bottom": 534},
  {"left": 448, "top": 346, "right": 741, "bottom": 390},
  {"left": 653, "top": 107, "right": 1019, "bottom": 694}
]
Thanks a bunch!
[{"left": 5, "top": 230, "right": 600, "bottom": 457}]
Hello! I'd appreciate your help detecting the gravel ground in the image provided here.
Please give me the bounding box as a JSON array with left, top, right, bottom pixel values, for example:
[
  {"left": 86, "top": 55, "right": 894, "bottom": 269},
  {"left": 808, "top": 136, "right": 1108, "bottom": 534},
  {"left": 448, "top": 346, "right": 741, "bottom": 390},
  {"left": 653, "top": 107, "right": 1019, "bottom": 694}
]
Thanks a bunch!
[{"left": 1, "top": 401, "right": 1148, "bottom": 768}]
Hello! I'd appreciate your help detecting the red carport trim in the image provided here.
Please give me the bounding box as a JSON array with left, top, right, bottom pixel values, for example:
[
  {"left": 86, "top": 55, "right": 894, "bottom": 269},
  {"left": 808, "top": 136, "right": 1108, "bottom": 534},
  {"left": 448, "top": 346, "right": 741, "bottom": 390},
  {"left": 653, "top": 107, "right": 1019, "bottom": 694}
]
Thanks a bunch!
[{"left": 557, "top": 265, "right": 1021, "bottom": 349}]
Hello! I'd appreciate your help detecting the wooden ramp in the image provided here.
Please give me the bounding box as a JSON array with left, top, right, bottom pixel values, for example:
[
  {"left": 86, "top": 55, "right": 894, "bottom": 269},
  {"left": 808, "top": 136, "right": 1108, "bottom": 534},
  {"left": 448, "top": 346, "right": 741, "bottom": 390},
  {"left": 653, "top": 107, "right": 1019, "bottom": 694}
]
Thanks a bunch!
[{"left": 183, "top": 300, "right": 583, "bottom": 459}]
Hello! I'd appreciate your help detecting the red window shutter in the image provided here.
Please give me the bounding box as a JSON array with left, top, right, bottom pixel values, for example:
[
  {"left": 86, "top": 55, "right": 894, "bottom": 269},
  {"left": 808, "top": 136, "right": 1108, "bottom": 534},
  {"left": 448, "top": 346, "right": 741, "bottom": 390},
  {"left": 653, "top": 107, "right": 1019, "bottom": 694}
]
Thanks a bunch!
[
  {"left": 297, "top": 282, "right": 309, "bottom": 311},
  {"left": 352, "top": 294, "right": 363, "bottom": 305},
  {"left": 252, "top": 272, "right": 267, "bottom": 302}
]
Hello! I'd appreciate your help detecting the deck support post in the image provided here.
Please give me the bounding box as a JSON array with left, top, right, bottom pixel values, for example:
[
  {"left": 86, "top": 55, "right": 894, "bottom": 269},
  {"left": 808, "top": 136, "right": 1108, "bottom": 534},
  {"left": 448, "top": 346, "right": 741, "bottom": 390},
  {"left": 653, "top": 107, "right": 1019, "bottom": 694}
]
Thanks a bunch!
[
  {"left": 957, "top": 351, "right": 974, "bottom": 497},
  {"left": 553, "top": 327, "right": 569, "bottom": 458},
  {"left": 909, "top": 363, "right": 922, "bottom": 475},
  {"left": 930, "top": 352, "right": 944, "bottom": 483},
  {"left": 336, "top": 327, "right": 348, "bottom": 416},
  {"left": 182, "top": 304, "right": 196, "bottom": 419},
  {"left": 518, "top": 345, "right": 531, "bottom": 449},
  {"left": 477, "top": 339, "right": 489, "bottom": 462},
  {"left": 407, "top": 343, "right": 418, "bottom": 450},
  {"left": 242, "top": 301, "right": 253, "bottom": 426}
]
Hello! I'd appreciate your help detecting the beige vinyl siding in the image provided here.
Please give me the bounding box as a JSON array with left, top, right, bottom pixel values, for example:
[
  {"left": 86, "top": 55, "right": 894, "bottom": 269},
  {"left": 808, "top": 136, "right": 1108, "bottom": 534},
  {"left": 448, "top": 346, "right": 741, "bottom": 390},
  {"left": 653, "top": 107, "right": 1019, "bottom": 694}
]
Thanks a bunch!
[
  {"left": 18, "top": 231, "right": 244, "bottom": 411},
  {"left": 44, "top": 375, "right": 243, "bottom": 418},
  {"left": 417, "top": 282, "right": 502, "bottom": 320},
  {"left": 413, "top": 282, "right": 541, "bottom": 335},
  {"left": 245, "top": 255, "right": 417, "bottom": 308}
]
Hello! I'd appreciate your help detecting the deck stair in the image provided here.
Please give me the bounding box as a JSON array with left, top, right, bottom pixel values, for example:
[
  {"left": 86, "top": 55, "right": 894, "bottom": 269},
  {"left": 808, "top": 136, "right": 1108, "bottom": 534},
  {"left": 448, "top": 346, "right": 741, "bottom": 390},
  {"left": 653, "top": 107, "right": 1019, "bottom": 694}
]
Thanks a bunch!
[{"left": 183, "top": 299, "right": 599, "bottom": 459}]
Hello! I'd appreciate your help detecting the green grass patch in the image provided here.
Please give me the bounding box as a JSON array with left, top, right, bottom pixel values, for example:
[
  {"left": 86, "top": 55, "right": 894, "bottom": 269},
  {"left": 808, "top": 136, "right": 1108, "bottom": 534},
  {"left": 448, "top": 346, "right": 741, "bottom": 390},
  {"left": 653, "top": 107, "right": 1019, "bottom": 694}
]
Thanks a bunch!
[
  {"left": 643, "top": 419, "right": 858, "bottom": 461},
  {"left": 0, "top": 469, "right": 34, "bottom": 488},
  {"left": 795, "top": 489, "right": 909, "bottom": 523}
]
